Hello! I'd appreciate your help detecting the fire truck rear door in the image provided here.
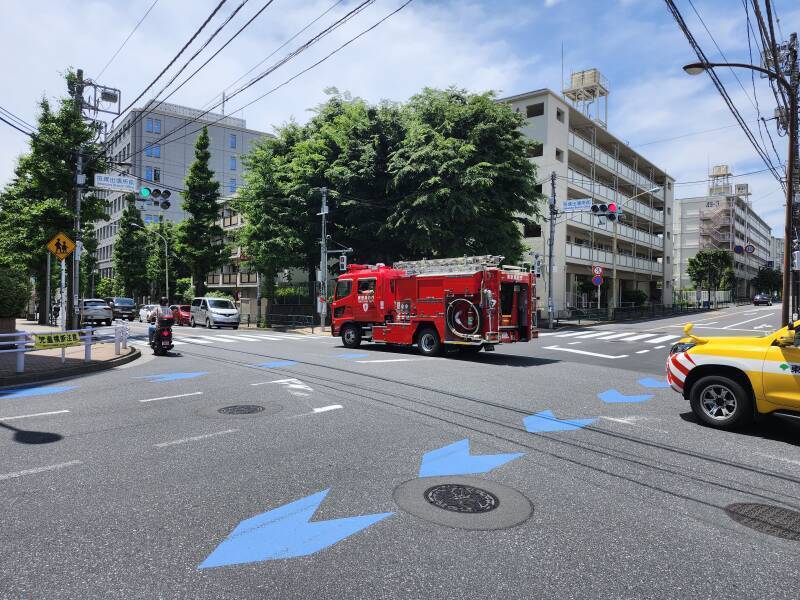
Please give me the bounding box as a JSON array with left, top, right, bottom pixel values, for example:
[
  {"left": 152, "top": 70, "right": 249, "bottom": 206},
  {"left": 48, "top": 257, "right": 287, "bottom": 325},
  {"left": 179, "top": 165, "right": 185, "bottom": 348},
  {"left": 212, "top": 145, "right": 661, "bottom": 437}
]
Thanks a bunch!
[{"left": 356, "top": 277, "right": 379, "bottom": 322}]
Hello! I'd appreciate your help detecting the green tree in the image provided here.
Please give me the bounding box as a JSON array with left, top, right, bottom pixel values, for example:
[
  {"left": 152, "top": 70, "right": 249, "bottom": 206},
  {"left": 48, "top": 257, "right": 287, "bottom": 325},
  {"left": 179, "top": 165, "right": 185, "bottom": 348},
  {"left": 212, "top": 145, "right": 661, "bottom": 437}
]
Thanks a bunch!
[
  {"left": 751, "top": 267, "right": 782, "bottom": 295},
  {"left": 80, "top": 223, "right": 98, "bottom": 297},
  {"left": 175, "top": 126, "right": 226, "bottom": 297},
  {"left": 0, "top": 70, "right": 109, "bottom": 323},
  {"left": 95, "top": 276, "right": 115, "bottom": 298},
  {"left": 112, "top": 203, "right": 148, "bottom": 297},
  {"left": 145, "top": 220, "right": 181, "bottom": 300},
  {"left": 0, "top": 262, "right": 31, "bottom": 329},
  {"left": 687, "top": 249, "right": 732, "bottom": 301},
  {"left": 173, "top": 277, "right": 194, "bottom": 303}
]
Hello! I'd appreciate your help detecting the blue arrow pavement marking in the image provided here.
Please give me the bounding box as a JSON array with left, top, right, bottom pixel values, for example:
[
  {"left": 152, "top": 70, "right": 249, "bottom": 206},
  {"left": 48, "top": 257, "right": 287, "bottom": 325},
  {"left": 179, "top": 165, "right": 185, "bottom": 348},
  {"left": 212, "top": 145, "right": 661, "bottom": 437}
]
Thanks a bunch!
[
  {"left": 598, "top": 389, "right": 654, "bottom": 404},
  {"left": 638, "top": 377, "right": 671, "bottom": 389},
  {"left": 0, "top": 385, "right": 78, "bottom": 399},
  {"left": 523, "top": 410, "right": 596, "bottom": 433},
  {"left": 137, "top": 372, "right": 208, "bottom": 383},
  {"left": 418, "top": 439, "right": 523, "bottom": 477},
  {"left": 256, "top": 360, "right": 298, "bottom": 368},
  {"left": 198, "top": 489, "right": 393, "bottom": 569},
  {"left": 337, "top": 353, "right": 369, "bottom": 359}
]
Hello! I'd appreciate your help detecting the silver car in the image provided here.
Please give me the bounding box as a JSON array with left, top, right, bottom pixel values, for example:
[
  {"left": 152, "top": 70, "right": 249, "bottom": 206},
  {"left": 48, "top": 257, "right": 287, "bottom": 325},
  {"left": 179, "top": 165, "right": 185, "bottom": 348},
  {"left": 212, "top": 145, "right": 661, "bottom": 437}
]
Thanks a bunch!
[
  {"left": 190, "top": 297, "right": 240, "bottom": 329},
  {"left": 81, "top": 299, "right": 113, "bottom": 326},
  {"left": 139, "top": 304, "right": 156, "bottom": 322}
]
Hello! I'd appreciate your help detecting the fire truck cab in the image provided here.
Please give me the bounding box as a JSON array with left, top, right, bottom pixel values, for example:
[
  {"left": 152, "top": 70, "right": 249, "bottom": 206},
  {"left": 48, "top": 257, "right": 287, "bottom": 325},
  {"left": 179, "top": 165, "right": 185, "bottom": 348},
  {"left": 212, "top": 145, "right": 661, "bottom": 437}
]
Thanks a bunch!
[{"left": 330, "top": 255, "right": 537, "bottom": 356}]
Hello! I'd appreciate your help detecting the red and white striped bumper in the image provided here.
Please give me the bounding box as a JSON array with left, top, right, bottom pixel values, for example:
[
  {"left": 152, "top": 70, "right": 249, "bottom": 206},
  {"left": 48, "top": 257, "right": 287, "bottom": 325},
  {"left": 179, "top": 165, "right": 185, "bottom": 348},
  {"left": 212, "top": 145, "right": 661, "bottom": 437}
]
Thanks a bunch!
[{"left": 666, "top": 352, "right": 696, "bottom": 394}]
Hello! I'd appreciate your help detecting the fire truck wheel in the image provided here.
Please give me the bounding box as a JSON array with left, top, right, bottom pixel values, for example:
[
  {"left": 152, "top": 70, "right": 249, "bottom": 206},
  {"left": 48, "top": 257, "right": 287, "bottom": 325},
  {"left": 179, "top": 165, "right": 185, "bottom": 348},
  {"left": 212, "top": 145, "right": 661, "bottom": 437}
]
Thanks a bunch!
[
  {"left": 341, "top": 324, "right": 362, "bottom": 348},
  {"left": 417, "top": 327, "right": 441, "bottom": 356}
]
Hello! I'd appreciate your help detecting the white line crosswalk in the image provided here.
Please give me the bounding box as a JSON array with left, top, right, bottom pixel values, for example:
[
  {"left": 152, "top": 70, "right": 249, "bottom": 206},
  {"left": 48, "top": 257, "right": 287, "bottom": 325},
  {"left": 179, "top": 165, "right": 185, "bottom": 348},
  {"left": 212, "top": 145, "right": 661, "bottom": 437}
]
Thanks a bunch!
[
  {"left": 128, "top": 329, "right": 337, "bottom": 348},
  {"left": 542, "top": 329, "right": 680, "bottom": 348}
]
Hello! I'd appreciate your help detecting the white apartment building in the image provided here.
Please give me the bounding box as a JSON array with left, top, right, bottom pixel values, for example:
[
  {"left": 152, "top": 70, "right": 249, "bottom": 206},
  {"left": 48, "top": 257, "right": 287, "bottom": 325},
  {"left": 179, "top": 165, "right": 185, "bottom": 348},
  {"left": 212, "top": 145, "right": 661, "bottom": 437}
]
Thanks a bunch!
[
  {"left": 673, "top": 165, "right": 771, "bottom": 297},
  {"left": 770, "top": 235, "right": 784, "bottom": 272},
  {"left": 500, "top": 70, "right": 674, "bottom": 311},
  {"left": 95, "top": 102, "right": 266, "bottom": 278}
]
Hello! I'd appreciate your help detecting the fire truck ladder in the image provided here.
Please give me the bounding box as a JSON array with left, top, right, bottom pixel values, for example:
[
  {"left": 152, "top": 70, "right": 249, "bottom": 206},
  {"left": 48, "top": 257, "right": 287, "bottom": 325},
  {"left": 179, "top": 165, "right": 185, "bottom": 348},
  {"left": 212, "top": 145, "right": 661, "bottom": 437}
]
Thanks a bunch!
[{"left": 393, "top": 255, "right": 504, "bottom": 275}]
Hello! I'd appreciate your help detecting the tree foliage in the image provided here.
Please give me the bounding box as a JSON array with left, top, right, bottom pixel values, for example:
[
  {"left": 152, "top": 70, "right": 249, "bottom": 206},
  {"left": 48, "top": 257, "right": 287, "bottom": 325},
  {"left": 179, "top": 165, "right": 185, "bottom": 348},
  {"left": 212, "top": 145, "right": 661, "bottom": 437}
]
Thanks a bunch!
[
  {"left": 0, "top": 263, "right": 31, "bottom": 318},
  {"left": 175, "top": 127, "right": 227, "bottom": 296},
  {"left": 113, "top": 203, "right": 148, "bottom": 297},
  {"left": 751, "top": 267, "right": 782, "bottom": 294},
  {"left": 145, "top": 220, "right": 183, "bottom": 300},
  {"left": 687, "top": 249, "right": 732, "bottom": 294}
]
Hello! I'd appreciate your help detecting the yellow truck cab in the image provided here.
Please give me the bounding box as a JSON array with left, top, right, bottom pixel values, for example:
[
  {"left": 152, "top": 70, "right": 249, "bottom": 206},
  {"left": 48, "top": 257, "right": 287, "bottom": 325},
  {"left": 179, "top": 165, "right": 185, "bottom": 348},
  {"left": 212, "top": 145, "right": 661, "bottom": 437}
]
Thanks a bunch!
[{"left": 667, "top": 322, "right": 800, "bottom": 429}]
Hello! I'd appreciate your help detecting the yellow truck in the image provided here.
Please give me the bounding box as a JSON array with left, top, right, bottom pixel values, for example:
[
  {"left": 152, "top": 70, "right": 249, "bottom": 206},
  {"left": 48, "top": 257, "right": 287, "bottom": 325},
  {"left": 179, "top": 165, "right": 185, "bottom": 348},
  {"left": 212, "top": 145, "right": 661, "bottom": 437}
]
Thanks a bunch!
[{"left": 667, "top": 322, "right": 800, "bottom": 429}]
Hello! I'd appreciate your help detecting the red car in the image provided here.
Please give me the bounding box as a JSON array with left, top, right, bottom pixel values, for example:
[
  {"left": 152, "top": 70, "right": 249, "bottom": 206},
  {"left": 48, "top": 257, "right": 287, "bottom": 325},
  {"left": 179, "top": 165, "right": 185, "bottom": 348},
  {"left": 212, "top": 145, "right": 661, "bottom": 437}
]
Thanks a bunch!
[{"left": 169, "top": 305, "right": 191, "bottom": 326}]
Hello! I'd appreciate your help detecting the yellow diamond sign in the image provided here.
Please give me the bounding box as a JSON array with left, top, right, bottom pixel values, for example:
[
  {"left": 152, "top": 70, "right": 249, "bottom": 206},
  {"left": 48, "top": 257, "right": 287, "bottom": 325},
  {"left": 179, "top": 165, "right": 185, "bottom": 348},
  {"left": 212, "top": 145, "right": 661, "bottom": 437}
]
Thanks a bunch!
[{"left": 47, "top": 232, "right": 76, "bottom": 261}]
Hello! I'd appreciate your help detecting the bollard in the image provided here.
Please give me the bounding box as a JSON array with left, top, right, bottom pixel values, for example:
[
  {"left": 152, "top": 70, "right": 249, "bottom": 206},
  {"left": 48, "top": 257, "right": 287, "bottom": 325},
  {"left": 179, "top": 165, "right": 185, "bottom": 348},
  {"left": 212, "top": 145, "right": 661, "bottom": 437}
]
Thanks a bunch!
[
  {"left": 121, "top": 324, "right": 128, "bottom": 350},
  {"left": 114, "top": 327, "right": 121, "bottom": 356},
  {"left": 15, "top": 333, "right": 25, "bottom": 374},
  {"left": 84, "top": 330, "right": 92, "bottom": 362}
]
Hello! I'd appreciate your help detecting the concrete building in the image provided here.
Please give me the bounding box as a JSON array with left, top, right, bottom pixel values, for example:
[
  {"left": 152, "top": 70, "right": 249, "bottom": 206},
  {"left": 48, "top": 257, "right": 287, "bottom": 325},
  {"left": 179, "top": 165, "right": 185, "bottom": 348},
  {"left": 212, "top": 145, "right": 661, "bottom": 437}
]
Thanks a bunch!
[
  {"left": 673, "top": 165, "right": 771, "bottom": 298},
  {"left": 770, "top": 235, "right": 785, "bottom": 272},
  {"left": 500, "top": 70, "right": 674, "bottom": 312},
  {"left": 95, "top": 102, "right": 266, "bottom": 279}
]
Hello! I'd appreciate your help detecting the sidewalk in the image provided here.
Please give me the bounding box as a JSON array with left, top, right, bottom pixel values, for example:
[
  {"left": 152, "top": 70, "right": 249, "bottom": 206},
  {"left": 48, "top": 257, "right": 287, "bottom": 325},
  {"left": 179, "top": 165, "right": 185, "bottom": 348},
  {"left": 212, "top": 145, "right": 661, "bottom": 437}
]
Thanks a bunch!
[{"left": 0, "top": 319, "right": 140, "bottom": 387}]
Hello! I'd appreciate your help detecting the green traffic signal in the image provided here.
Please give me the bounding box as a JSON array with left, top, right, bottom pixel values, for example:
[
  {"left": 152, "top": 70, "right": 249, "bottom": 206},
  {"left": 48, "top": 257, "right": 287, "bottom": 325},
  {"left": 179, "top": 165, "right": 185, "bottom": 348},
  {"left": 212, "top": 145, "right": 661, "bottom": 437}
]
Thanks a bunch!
[{"left": 140, "top": 187, "right": 151, "bottom": 198}]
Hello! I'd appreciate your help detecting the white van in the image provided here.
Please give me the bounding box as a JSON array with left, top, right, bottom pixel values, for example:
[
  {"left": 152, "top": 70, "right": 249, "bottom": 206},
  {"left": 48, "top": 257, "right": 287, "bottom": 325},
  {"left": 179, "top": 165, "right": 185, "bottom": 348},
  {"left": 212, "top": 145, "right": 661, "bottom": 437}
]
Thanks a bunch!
[{"left": 190, "top": 297, "right": 240, "bottom": 329}]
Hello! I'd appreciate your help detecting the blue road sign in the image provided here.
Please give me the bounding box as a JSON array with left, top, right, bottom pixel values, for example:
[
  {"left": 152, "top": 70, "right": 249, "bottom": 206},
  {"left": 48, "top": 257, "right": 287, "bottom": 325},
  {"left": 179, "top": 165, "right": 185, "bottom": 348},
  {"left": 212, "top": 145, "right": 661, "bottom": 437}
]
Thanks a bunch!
[
  {"left": 592, "top": 275, "right": 603, "bottom": 286},
  {"left": 597, "top": 389, "right": 654, "bottom": 403},
  {"left": 418, "top": 439, "right": 523, "bottom": 477},
  {"left": 138, "top": 372, "right": 208, "bottom": 383},
  {"left": 198, "top": 489, "right": 392, "bottom": 569},
  {"left": 734, "top": 245, "right": 744, "bottom": 254},
  {"left": 523, "top": 410, "right": 595, "bottom": 432}
]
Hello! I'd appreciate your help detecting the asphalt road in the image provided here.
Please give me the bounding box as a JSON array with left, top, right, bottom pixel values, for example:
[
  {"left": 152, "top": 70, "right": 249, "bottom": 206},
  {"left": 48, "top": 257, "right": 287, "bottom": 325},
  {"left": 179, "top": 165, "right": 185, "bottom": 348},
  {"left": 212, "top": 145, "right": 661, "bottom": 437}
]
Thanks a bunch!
[{"left": 1, "top": 305, "right": 798, "bottom": 599}]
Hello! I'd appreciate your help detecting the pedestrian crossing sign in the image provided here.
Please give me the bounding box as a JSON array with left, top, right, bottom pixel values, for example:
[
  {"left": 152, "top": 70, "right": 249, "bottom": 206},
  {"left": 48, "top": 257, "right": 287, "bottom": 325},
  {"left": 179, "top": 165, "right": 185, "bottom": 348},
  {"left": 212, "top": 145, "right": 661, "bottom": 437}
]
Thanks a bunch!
[{"left": 47, "top": 232, "right": 76, "bottom": 261}]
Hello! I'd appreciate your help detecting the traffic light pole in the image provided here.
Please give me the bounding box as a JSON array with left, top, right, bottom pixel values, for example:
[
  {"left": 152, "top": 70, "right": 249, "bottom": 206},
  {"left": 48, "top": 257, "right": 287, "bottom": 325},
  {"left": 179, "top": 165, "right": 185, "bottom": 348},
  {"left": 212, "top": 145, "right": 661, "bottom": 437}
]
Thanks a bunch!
[
  {"left": 71, "top": 69, "right": 85, "bottom": 331},
  {"left": 547, "top": 171, "right": 557, "bottom": 329},
  {"left": 319, "top": 187, "right": 328, "bottom": 331}
]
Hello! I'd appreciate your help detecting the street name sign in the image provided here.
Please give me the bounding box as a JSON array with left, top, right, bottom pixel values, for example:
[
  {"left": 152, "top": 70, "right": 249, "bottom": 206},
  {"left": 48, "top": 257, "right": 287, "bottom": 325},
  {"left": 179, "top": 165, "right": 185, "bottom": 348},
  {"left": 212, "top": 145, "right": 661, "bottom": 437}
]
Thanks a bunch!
[
  {"left": 562, "top": 198, "right": 592, "bottom": 212},
  {"left": 46, "top": 232, "right": 76, "bottom": 261},
  {"left": 94, "top": 173, "right": 137, "bottom": 193}
]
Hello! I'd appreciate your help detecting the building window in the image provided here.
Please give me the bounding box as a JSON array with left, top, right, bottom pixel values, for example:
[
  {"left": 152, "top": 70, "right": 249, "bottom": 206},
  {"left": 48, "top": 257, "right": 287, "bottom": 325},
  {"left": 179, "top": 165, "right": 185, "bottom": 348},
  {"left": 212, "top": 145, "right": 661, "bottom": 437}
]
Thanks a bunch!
[
  {"left": 145, "top": 166, "right": 153, "bottom": 181},
  {"left": 556, "top": 108, "right": 565, "bottom": 123},
  {"left": 229, "top": 133, "right": 237, "bottom": 149},
  {"left": 523, "top": 222, "right": 542, "bottom": 238},
  {"left": 153, "top": 168, "right": 161, "bottom": 182},
  {"left": 146, "top": 118, "right": 153, "bottom": 132},
  {"left": 153, "top": 144, "right": 160, "bottom": 158},
  {"left": 526, "top": 103, "right": 544, "bottom": 118},
  {"left": 555, "top": 148, "right": 564, "bottom": 162},
  {"left": 145, "top": 145, "right": 152, "bottom": 157},
  {"left": 230, "top": 156, "right": 237, "bottom": 170},
  {"left": 154, "top": 119, "right": 161, "bottom": 133},
  {"left": 229, "top": 177, "right": 237, "bottom": 193},
  {"left": 667, "top": 207, "right": 672, "bottom": 215},
  {"left": 527, "top": 144, "right": 543, "bottom": 158}
]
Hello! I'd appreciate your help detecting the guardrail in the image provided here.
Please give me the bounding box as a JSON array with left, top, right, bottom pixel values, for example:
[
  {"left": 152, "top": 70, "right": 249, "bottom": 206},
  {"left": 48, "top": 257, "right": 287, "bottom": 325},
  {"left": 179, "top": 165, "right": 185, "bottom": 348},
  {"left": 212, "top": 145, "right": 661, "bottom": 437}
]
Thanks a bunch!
[
  {"left": 0, "top": 321, "right": 129, "bottom": 375},
  {"left": 264, "top": 314, "right": 314, "bottom": 330}
]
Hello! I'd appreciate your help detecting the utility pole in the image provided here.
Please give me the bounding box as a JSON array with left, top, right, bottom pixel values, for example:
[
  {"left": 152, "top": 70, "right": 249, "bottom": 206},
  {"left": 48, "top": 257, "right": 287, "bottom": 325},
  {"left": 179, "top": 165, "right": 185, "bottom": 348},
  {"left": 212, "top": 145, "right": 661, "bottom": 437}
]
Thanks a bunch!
[
  {"left": 783, "top": 32, "right": 798, "bottom": 325},
  {"left": 71, "top": 68, "right": 85, "bottom": 330},
  {"left": 547, "top": 171, "right": 557, "bottom": 329},
  {"left": 319, "top": 187, "right": 329, "bottom": 331}
]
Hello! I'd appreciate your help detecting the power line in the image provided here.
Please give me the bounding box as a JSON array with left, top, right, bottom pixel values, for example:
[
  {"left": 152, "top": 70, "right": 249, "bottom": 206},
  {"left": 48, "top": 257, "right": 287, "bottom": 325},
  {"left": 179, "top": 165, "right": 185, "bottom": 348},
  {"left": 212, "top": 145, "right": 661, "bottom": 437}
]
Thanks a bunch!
[
  {"left": 0, "top": 106, "right": 36, "bottom": 133},
  {"left": 96, "top": 0, "right": 161, "bottom": 79},
  {"left": 672, "top": 166, "right": 773, "bottom": 185},
  {"left": 0, "top": 113, "right": 35, "bottom": 137},
  {"left": 632, "top": 120, "right": 757, "bottom": 148}
]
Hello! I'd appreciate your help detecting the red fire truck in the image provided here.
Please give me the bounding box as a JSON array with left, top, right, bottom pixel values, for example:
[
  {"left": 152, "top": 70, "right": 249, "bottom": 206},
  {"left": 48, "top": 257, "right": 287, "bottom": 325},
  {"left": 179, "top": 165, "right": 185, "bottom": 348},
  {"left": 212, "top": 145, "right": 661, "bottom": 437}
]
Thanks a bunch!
[{"left": 330, "top": 255, "right": 537, "bottom": 355}]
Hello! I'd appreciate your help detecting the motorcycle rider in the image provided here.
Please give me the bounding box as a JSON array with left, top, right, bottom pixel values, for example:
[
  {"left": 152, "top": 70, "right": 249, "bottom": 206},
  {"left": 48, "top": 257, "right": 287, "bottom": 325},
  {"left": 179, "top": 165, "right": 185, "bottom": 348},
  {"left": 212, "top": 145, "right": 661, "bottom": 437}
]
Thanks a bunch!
[{"left": 147, "top": 297, "right": 173, "bottom": 345}]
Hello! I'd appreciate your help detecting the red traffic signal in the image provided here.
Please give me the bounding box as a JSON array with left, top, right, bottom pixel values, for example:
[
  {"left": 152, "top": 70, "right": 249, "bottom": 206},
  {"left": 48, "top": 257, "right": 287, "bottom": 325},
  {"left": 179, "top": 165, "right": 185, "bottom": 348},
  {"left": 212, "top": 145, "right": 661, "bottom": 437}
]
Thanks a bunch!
[{"left": 607, "top": 203, "right": 617, "bottom": 213}]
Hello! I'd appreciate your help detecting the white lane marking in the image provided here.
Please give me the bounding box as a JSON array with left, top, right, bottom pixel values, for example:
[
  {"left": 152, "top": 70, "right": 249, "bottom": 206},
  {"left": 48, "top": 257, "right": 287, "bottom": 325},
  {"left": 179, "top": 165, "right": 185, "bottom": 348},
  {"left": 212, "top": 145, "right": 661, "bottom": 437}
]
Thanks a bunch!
[
  {"left": 567, "top": 341, "right": 582, "bottom": 345},
  {"left": 0, "top": 410, "right": 70, "bottom": 422},
  {"left": 596, "top": 332, "right": 636, "bottom": 340},
  {"left": 635, "top": 349, "right": 650, "bottom": 354},
  {"left": 257, "top": 378, "right": 313, "bottom": 397},
  {"left": 599, "top": 416, "right": 668, "bottom": 433},
  {"left": 554, "top": 331, "right": 589, "bottom": 338},
  {"left": 212, "top": 335, "right": 246, "bottom": 342},
  {"left": 191, "top": 335, "right": 236, "bottom": 343},
  {"left": 573, "top": 331, "right": 614, "bottom": 339},
  {"left": 535, "top": 331, "right": 559, "bottom": 336},
  {"left": 543, "top": 345, "right": 628, "bottom": 359},
  {"left": 249, "top": 335, "right": 286, "bottom": 341},
  {"left": 723, "top": 314, "right": 775, "bottom": 329},
  {"left": 699, "top": 321, "right": 718, "bottom": 325},
  {"left": 645, "top": 335, "right": 681, "bottom": 344},
  {"left": 668, "top": 325, "right": 773, "bottom": 333},
  {"left": 139, "top": 392, "right": 203, "bottom": 403},
  {"left": 0, "top": 460, "right": 82, "bottom": 482},
  {"left": 654, "top": 345, "right": 666, "bottom": 349},
  {"left": 754, "top": 452, "right": 800, "bottom": 467},
  {"left": 354, "top": 358, "right": 420, "bottom": 363},
  {"left": 227, "top": 335, "right": 263, "bottom": 342},
  {"left": 617, "top": 333, "right": 658, "bottom": 342},
  {"left": 179, "top": 337, "right": 213, "bottom": 344},
  {"left": 170, "top": 340, "right": 187, "bottom": 345},
  {"left": 313, "top": 404, "right": 343, "bottom": 413},
  {"left": 155, "top": 429, "right": 238, "bottom": 448}
]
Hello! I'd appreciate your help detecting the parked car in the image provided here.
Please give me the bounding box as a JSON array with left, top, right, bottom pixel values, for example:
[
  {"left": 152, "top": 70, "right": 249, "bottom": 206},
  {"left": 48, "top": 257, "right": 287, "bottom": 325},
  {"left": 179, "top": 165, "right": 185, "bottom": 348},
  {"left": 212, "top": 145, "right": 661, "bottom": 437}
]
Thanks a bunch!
[
  {"left": 753, "top": 293, "right": 773, "bottom": 306},
  {"left": 169, "top": 304, "right": 191, "bottom": 326},
  {"left": 139, "top": 304, "right": 156, "bottom": 322},
  {"left": 190, "top": 297, "right": 240, "bottom": 329},
  {"left": 81, "top": 299, "right": 113, "bottom": 326},
  {"left": 104, "top": 296, "right": 137, "bottom": 320}
]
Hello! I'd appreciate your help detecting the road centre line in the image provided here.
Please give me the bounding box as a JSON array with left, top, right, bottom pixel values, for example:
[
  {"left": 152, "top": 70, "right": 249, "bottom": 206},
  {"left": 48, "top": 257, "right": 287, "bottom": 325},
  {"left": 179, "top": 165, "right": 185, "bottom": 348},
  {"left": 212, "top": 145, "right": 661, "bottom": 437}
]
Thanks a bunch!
[
  {"left": 155, "top": 429, "right": 239, "bottom": 448},
  {"left": 543, "top": 345, "right": 628, "bottom": 359},
  {"left": 313, "top": 405, "right": 343, "bottom": 413},
  {"left": 0, "top": 409, "right": 70, "bottom": 421},
  {"left": 723, "top": 314, "right": 776, "bottom": 328},
  {"left": 0, "top": 460, "right": 82, "bottom": 482},
  {"left": 635, "top": 350, "right": 650, "bottom": 354},
  {"left": 654, "top": 345, "right": 666, "bottom": 349},
  {"left": 140, "top": 392, "right": 203, "bottom": 403}
]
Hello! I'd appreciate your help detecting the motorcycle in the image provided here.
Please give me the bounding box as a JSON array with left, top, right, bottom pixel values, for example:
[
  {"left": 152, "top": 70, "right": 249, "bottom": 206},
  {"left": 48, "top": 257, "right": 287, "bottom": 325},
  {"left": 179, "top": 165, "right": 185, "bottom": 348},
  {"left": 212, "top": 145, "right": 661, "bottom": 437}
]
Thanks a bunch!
[{"left": 149, "top": 314, "right": 175, "bottom": 356}]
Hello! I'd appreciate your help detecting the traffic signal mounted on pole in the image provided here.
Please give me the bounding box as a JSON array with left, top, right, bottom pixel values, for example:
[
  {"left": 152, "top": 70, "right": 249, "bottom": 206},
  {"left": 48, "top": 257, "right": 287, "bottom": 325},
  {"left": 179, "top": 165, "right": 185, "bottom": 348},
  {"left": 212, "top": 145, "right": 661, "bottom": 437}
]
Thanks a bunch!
[
  {"left": 591, "top": 202, "right": 621, "bottom": 222},
  {"left": 139, "top": 187, "right": 172, "bottom": 209}
]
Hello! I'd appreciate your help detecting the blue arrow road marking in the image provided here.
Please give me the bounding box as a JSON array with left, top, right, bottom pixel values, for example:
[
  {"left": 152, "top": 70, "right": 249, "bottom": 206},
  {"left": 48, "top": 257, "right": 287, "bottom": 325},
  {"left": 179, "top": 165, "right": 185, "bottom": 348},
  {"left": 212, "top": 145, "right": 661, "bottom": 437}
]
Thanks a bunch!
[
  {"left": 598, "top": 389, "right": 654, "bottom": 403},
  {"left": 638, "top": 377, "right": 670, "bottom": 389},
  {"left": 137, "top": 372, "right": 208, "bottom": 383},
  {"left": 0, "top": 385, "right": 78, "bottom": 399},
  {"left": 337, "top": 353, "right": 369, "bottom": 359},
  {"left": 523, "top": 410, "right": 596, "bottom": 432},
  {"left": 198, "top": 489, "right": 392, "bottom": 569},
  {"left": 256, "top": 360, "right": 298, "bottom": 368},
  {"left": 418, "top": 439, "right": 523, "bottom": 477}
]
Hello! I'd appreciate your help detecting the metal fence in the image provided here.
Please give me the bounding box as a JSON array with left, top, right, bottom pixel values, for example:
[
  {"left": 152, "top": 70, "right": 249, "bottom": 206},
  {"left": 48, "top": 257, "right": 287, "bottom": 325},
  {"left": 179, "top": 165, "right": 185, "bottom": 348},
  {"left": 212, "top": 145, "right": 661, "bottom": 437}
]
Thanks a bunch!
[
  {"left": 0, "top": 321, "right": 129, "bottom": 375},
  {"left": 542, "top": 302, "right": 723, "bottom": 327}
]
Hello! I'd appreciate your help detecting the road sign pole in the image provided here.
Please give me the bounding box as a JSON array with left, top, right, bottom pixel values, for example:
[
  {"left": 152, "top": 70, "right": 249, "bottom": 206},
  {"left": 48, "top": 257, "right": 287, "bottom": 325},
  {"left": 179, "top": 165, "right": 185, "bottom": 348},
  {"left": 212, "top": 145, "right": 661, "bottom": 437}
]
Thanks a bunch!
[
  {"left": 60, "top": 258, "right": 66, "bottom": 332},
  {"left": 597, "top": 284, "right": 601, "bottom": 310}
]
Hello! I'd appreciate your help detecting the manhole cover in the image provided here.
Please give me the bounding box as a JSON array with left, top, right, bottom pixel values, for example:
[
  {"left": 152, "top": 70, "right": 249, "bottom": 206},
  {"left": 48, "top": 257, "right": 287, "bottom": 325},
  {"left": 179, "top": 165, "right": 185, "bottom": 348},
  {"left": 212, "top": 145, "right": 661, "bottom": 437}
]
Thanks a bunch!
[
  {"left": 725, "top": 503, "right": 800, "bottom": 541},
  {"left": 424, "top": 483, "right": 499, "bottom": 513},
  {"left": 217, "top": 404, "right": 265, "bottom": 415}
]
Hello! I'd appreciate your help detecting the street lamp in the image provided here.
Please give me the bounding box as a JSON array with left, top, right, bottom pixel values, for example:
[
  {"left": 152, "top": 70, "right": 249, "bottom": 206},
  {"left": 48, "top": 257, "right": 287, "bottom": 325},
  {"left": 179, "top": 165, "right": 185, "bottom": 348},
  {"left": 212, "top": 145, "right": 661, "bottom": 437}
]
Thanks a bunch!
[
  {"left": 132, "top": 223, "right": 169, "bottom": 302},
  {"left": 683, "top": 58, "right": 797, "bottom": 326}
]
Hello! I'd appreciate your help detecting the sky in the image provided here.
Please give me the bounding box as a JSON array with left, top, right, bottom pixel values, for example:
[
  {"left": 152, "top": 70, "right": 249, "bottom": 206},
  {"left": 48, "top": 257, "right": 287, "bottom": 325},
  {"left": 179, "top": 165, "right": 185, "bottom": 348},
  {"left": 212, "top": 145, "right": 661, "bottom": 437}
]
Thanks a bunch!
[{"left": 0, "top": 0, "right": 798, "bottom": 232}]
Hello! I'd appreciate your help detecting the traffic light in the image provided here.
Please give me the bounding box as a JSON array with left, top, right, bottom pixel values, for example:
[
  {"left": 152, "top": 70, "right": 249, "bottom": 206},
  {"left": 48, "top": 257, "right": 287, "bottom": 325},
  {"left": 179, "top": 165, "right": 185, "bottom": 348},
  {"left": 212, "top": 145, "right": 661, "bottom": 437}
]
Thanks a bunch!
[
  {"left": 159, "top": 190, "right": 171, "bottom": 210},
  {"left": 139, "top": 188, "right": 172, "bottom": 209},
  {"left": 590, "top": 203, "right": 621, "bottom": 222},
  {"left": 339, "top": 254, "right": 347, "bottom": 272}
]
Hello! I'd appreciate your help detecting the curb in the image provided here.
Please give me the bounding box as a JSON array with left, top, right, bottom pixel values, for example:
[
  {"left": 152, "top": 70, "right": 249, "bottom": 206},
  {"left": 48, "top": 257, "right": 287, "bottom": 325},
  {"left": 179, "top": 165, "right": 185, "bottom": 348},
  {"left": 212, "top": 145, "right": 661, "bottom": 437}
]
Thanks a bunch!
[{"left": 0, "top": 346, "right": 141, "bottom": 389}]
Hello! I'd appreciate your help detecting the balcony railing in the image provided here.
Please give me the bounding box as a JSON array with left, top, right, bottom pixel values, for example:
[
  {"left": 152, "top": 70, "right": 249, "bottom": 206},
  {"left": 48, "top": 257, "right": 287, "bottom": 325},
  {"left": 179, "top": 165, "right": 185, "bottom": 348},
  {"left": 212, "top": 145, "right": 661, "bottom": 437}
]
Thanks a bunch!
[
  {"left": 567, "top": 168, "right": 664, "bottom": 224},
  {"left": 565, "top": 243, "right": 662, "bottom": 273},
  {"left": 207, "top": 273, "right": 220, "bottom": 284},
  {"left": 240, "top": 272, "right": 258, "bottom": 284},
  {"left": 568, "top": 132, "right": 660, "bottom": 192},
  {"left": 205, "top": 271, "right": 259, "bottom": 287},
  {"left": 567, "top": 212, "right": 663, "bottom": 248}
]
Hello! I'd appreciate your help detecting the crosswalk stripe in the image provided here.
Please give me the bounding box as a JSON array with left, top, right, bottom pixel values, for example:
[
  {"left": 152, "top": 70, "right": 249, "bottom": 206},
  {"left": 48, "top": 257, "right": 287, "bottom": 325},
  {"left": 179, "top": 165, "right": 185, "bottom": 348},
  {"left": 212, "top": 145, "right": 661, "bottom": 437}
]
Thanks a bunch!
[
  {"left": 595, "top": 332, "right": 634, "bottom": 340},
  {"left": 554, "top": 331, "right": 587, "bottom": 338},
  {"left": 645, "top": 334, "right": 680, "bottom": 344},
  {"left": 573, "top": 331, "right": 614, "bottom": 339},
  {"left": 179, "top": 337, "right": 213, "bottom": 344},
  {"left": 229, "top": 335, "right": 263, "bottom": 341},
  {"left": 191, "top": 335, "right": 236, "bottom": 343},
  {"left": 617, "top": 333, "right": 658, "bottom": 342},
  {"left": 212, "top": 335, "right": 245, "bottom": 342}
]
